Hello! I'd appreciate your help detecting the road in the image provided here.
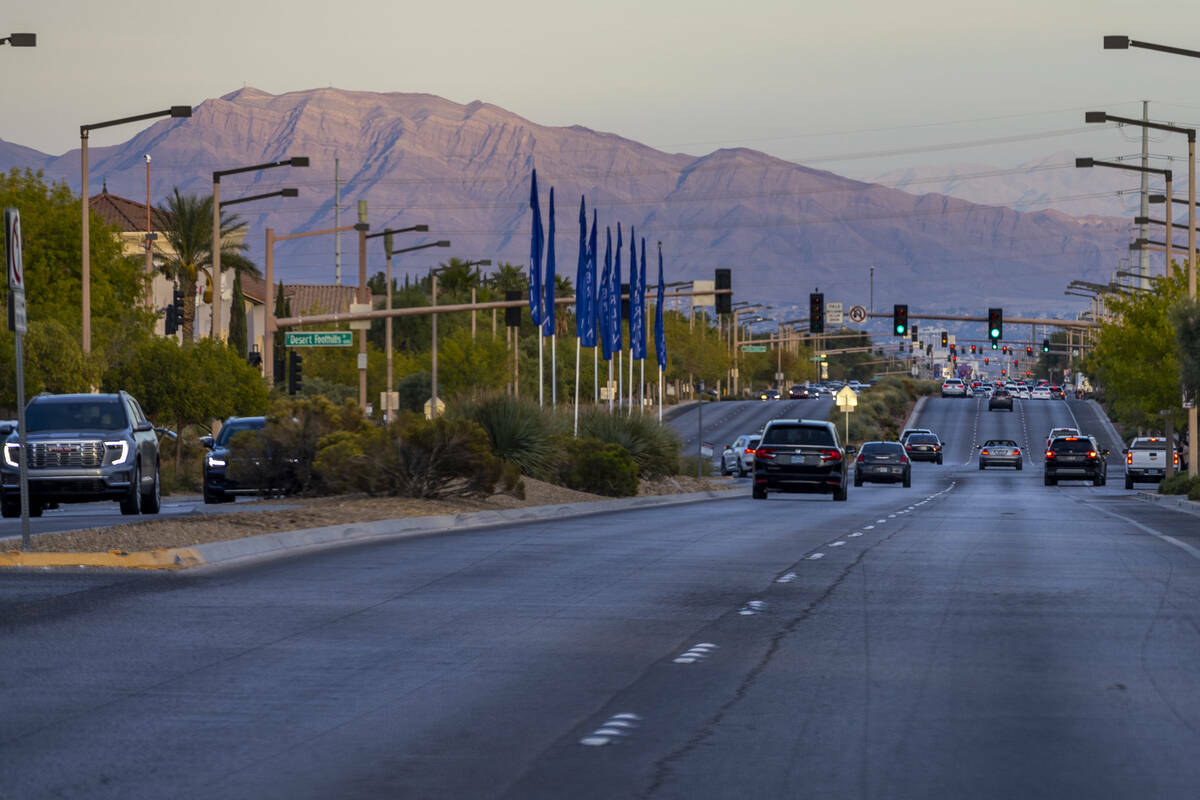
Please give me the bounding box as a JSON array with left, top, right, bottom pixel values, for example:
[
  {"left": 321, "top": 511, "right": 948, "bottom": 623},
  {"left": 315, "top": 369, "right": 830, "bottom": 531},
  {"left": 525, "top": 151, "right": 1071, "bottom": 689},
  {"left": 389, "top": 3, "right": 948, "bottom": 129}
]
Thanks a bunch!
[
  {"left": 3, "top": 396, "right": 1200, "bottom": 798},
  {"left": 667, "top": 397, "right": 835, "bottom": 468}
]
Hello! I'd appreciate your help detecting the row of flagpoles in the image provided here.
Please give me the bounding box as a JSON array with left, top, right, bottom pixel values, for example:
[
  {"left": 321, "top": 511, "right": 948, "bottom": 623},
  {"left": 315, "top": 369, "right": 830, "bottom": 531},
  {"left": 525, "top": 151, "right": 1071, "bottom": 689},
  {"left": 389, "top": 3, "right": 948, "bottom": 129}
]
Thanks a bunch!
[{"left": 528, "top": 169, "right": 668, "bottom": 432}]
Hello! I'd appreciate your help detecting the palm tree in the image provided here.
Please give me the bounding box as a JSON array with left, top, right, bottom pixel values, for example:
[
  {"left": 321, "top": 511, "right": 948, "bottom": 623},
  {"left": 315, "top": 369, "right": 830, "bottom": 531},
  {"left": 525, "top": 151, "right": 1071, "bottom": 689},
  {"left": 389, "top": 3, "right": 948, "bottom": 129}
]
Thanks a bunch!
[
  {"left": 488, "top": 262, "right": 526, "bottom": 293},
  {"left": 155, "top": 188, "right": 259, "bottom": 342}
]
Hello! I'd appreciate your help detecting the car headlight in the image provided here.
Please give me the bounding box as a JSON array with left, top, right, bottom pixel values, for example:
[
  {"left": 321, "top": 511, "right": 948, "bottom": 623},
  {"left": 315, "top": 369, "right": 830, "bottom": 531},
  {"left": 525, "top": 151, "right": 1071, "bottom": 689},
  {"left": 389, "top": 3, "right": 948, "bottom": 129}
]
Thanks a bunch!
[
  {"left": 104, "top": 441, "right": 129, "bottom": 466},
  {"left": 207, "top": 454, "right": 226, "bottom": 468},
  {"left": 3, "top": 443, "right": 18, "bottom": 468}
]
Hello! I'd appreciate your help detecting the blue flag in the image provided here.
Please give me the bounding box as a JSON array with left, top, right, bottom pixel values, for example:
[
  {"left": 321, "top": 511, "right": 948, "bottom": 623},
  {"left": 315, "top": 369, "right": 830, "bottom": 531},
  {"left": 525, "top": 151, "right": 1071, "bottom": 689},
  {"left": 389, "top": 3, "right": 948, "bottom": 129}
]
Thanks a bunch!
[
  {"left": 600, "top": 227, "right": 613, "bottom": 360},
  {"left": 575, "top": 197, "right": 596, "bottom": 346},
  {"left": 631, "top": 236, "right": 647, "bottom": 360},
  {"left": 655, "top": 243, "right": 666, "bottom": 370},
  {"left": 543, "top": 186, "right": 556, "bottom": 336},
  {"left": 528, "top": 169, "right": 544, "bottom": 327},
  {"left": 609, "top": 223, "right": 623, "bottom": 354}
]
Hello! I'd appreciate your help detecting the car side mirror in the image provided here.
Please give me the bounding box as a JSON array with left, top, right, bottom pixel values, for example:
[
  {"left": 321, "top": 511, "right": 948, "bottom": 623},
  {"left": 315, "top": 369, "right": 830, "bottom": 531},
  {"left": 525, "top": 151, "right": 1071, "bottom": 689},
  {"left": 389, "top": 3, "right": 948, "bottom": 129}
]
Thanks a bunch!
[
  {"left": 200, "top": 435, "right": 215, "bottom": 449},
  {"left": 0, "top": 423, "right": 13, "bottom": 436},
  {"left": 133, "top": 420, "right": 153, "bottom": 433},
  {"left": 155, "top": 427, "right": 178, "bottom": 440}
]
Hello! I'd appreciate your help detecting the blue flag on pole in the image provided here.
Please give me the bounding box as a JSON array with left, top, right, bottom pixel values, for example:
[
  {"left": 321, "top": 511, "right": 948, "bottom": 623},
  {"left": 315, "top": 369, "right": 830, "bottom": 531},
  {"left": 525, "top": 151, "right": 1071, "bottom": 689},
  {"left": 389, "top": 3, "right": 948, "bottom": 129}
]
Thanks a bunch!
[
  {"left": 655, "top": 243, "right": 666, "bottom": 370},
  {"left": 528, "top": 169, "right": 544, "bottom": 327},
  {"left": 576, "top": 197, "right": 596, "bottom": 346},
  {"left": 600, "top": 227, "right": 612, "bottom": 360},
  {"left": 543, "top": 186, "right": 556, "bottom": 336},
  {"left": 609, "top": 223, "right": 623, "bottom": 354},
  {"left": 631, "top": 236, "right": 647, "bottom": 359}
]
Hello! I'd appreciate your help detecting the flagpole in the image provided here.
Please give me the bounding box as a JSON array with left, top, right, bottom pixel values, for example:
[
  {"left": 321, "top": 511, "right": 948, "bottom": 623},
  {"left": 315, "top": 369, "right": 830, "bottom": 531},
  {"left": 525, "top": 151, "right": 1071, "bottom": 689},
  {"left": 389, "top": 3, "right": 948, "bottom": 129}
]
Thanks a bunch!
[
  {"left": 608, "top": 360, "right": 613, "bottom": 412},
  {"left": 658, "top": 365, "right": 663, "bottom": 422},
  {"left": 640, "top": 360, "right": 645, "bottom": 414},
  {"left": 628, "top": 348, "right": 634, "bottom": 416},
  {"left": 618, "top": 351, "right": 623, "bottom": 413},
  {"left": 538, "top": 334, "right": 544, "bottom": 407},
  {"left": 594, "top": 348, "right": 598, "bottom": 404},
  {"left": 574, "top": 338, "right": 580, "bottom": 436},
  {"left": 551, "top": 334, "right": 557, "bottom": 406}
]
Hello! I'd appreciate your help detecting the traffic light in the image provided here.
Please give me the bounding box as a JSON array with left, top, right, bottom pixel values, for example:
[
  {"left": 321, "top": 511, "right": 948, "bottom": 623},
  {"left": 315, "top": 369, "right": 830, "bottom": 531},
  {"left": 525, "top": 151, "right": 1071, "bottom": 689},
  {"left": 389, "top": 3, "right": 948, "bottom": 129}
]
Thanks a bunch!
[
  {"left": 1001, "top": 368, "right": 1007, "bottom": 376},
  {"left": 940, "top": 331, "right": 948, "bottom": 347},
  {"left": 1002, "top": 345, "right": 1008, "bottom": 354},
  {"left": 715, "top": 269, "right": 732, "bottom": 315},
  {"left": 950, "top": 344, "right": 956, "bottom": 354},
  {"left": 505, "top": 290, "right": 521, "bottom": 327},
  {"left": 165, "top": 287, "right": 184, "bottom": 335},
  {"left": 991, "top": 340, "right": 998, "bottom": 350},
  {"left": 1026, "top": 346, "right": 1033, "bottom": 356},
  {"left": 988, "top": 307, "right": 1003, "bottom": 341},
  {"left": 164, "top": 306, "right": 178, "bottom": 335},
  {"left": 1042, "top": 339, "right": 1050, "bottom": 353},
  {"left": 809, "top": 292, "right": 825, "bottom": 334},
  {"left": 970, "top": 344, "right": 976, "bottom": 354},
  {"left": 892, "top": 304, "right": 908, "bottom": 336},
  {"left": 984, "top": 357, "right": 989, "bottom": 365},
  {"left": 287, "top": 349, "right": 303, "bottom": 395}
]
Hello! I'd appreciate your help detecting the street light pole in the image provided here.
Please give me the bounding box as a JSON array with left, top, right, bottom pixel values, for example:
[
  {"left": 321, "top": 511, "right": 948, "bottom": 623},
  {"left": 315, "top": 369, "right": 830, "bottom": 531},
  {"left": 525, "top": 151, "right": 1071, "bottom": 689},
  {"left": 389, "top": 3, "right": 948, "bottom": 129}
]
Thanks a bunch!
[
  {"left": 80, "top": 105, "right": 191, "bottom": 352},
  {"left": 212, "top": 157, "right": 308, "bottom": 341}
]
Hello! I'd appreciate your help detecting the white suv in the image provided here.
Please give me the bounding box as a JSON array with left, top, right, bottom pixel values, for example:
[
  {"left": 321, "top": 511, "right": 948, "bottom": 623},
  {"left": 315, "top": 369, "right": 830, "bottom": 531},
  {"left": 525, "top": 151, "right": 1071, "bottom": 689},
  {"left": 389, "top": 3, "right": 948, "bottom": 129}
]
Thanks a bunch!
[{"left": 941, "top": 378, "right": 967, "bottom": 398}]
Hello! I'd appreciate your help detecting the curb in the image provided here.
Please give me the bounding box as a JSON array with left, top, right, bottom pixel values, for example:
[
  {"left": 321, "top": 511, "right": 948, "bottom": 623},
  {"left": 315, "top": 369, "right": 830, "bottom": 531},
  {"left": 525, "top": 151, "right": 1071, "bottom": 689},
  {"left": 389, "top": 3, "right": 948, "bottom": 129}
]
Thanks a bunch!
[
  {"left": 1136, "top": 490, "right": 1200, "bottom": 518},
  {"left": 0, "top": 487, "right": 746, "bottom": 571},
  {"left": 903, "top": 396, "right": 928, "bottom": 432}
]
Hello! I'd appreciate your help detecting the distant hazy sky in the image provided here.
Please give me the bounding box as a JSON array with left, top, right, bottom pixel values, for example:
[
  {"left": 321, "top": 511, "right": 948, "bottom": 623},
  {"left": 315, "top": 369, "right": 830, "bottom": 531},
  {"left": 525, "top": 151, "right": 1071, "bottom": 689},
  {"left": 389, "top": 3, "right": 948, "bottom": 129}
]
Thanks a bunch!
[{"left": 5, "top": 0, "right": 1200, "bottom": 178}]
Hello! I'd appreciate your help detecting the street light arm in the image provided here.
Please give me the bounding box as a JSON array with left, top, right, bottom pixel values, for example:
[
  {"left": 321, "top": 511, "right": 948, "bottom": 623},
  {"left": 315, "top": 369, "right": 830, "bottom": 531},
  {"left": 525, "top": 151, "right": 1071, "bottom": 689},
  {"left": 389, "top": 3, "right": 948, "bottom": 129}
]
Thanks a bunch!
[
  {"left": 0, "top": 33, "right": 36, "bottom": 46},
  {"left": 1077, "top": 157, "right": 1172, "bottom": 179},
  {"left": 213, "top": 156, "right": 309, "bottom": 183},
  {"left": 82, "top": 106, "right": 191, "bottom": 133},
  {"left": 366, "top": 224, "right": 430, "bottom": 240},
  {"left": 219, "top": 188, "right": 298, "bottom": 208},
  {"left": 1086, "top": 111, "right": 1196, "bottom": 141},
  {"left": 388, "top": 240, "right": 451, "bottom": 257}
]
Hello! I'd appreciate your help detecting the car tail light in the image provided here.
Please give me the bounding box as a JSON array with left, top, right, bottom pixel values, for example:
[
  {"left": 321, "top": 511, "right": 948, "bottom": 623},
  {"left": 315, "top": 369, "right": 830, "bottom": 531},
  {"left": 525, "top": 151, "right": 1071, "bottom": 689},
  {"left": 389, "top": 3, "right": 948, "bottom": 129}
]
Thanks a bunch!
[
  {"left": 819, "top": 449, "right": 842, "bottom": 462},
  {"left": 1126, "top": 452, "right": 1133, "bottom": 466},
  {"left": 744, "top": 448, "right": 755, "bottom": 454},
  {"left": 1174, "top": 452, "right": 1180, "bottom": 467},
  {"left": 900, "top": 455, "right": 908, "bottom": 464},
  {"left": 980, "top": 449, "right": 990, "bottom": 456},
  {"left": 1087, "top": 450, "right": 1098, "bottom": 459},
  {"left": 905, "top": 444, "right": 913, "bottom": 451},
  {"left": 755, "top": 447, "right": 776, "bottom": 460},
  {"left": 857, "top": 453, "right": 864, "bottom": 463},
  {"left": 933, "top": 445, "right": 942, "bottom": 451},
  {"left": 1012, "top": 449, "right": 1020, "bottom": 456},
  {"left": 1045, "top": 450, "right": 1056, "bottom": 459}
]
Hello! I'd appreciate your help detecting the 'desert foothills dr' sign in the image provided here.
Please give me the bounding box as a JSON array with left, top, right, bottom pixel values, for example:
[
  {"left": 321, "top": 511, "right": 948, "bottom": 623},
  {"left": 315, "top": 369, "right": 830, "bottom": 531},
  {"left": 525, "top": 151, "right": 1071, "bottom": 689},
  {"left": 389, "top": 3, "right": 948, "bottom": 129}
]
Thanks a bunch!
[{"left": 284, "top": 331, "right": 353, "bottom": 347}]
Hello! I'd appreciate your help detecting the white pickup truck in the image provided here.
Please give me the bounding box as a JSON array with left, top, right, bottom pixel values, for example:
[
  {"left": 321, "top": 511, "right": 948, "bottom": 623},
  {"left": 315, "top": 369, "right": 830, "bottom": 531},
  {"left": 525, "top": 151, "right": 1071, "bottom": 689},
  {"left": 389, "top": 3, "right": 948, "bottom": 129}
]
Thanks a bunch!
[{"left": 1124, "top": 437, "right": 1179, "bottom": 489}]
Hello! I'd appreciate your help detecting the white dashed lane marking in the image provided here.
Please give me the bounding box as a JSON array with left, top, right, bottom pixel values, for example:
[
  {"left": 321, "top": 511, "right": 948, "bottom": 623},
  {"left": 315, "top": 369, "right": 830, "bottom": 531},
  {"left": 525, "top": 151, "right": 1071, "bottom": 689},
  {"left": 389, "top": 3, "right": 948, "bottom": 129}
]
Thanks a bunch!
[
  {"left": 580, "top": 713, "right": 642, "bottom": 746},
  {"left": 829, "top": 541, "right": 846, "bottom": 547},
  {"left": 808, "top": 553, "right": 825, "bottom": 560},
  {"left": 673, "top": 642, "right": 718, "bottom": 664}
]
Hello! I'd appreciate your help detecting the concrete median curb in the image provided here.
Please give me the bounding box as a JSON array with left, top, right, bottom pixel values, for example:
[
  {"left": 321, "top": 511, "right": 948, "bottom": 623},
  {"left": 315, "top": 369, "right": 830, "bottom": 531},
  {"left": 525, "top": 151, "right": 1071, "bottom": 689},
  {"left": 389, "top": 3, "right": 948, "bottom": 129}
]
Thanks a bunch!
[
  {"left": 0, "top": 486, "right": 746, "bottom": 571},
  {"left": 1136, "top": 490, "right": 1200, "bottom": 518}
]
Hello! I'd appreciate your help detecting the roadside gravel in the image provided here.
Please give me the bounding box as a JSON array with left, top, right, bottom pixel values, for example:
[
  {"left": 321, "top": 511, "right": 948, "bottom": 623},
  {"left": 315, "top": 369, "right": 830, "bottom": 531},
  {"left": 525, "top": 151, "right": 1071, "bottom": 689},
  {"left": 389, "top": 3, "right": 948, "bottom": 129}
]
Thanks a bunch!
[{"left": 4, "top": 475, "right": 730, "bottom": 553}]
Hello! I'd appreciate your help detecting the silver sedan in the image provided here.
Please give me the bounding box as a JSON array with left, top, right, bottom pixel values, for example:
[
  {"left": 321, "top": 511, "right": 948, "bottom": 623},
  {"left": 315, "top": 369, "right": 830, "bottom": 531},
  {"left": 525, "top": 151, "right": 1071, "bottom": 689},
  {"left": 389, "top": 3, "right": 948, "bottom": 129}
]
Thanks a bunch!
[{"left": 977, "top": 439, "right": 1023, "bottom": 470}]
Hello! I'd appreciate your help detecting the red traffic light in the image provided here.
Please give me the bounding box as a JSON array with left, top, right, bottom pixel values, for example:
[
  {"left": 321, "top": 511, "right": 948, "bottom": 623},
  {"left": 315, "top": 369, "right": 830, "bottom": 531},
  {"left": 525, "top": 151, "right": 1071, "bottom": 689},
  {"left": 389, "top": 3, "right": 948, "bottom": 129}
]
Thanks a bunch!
[{"left": 984, "top": 357, "right": 989, "bottom": 364}]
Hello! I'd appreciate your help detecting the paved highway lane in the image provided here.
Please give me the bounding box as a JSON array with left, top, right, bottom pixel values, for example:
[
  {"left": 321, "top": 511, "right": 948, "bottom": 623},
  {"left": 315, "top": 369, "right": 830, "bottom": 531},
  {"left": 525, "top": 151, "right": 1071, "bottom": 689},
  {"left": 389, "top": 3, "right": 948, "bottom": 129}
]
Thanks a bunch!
[
  {"left": 668, "top": 398, "right": 835, "bottom": 468},
  {"left": 4, "top": 397, "right": 1200, "bottom": 798}
]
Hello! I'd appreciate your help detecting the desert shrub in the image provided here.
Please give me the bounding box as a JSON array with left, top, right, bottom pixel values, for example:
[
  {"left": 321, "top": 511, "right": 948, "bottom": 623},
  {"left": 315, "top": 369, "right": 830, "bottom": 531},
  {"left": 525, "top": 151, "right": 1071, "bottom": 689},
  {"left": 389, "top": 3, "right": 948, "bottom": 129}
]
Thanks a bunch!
[
  {"left": 557, "top": 436, "right": 638, "bottom": 497},
  {"left": 313, "top": 413, "right": 502, "bottom": 499},
  {"left": 455, "top": 394, "right": 560, "bottom": 479},
  {"left": 1189, "top": 481, "right": 1200, "bottom": 502},
  {"left": 1159, "top": 473, "right": 1200, "bottom": 495},
  {"left": 232, "top": 395, "right": 367, "bottom": 496},
  {"left": 677, "top": 454, "right": 713, "bottom": 477},
  {"left": 395, "top": 371, "right": 432, "bottom": 413},
  {"left": 577, "top": 409, "right": 680, "bottom": 478}
]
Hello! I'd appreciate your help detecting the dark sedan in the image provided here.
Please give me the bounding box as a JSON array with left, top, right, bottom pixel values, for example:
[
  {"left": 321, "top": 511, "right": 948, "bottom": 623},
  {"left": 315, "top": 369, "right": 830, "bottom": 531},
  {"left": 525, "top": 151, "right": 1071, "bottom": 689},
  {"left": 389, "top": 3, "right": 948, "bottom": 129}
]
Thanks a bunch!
[
  {"left": 202, "top": 416, "right": 267, "bottom": 503},
  {"left": 789, "top": 385, "right": 812, "bottom": 399},
  {"left": 854, "top": 441, "right": 911, "bottom": 487},
  {"left": 752, "top": 419, "right": 853, "bottom": 501},
  {"left": 904, "top": 433, "right": 944, "bottom": 464},
  {"left": 978, "top": 439, "right": 1022, "bottom": 470}
]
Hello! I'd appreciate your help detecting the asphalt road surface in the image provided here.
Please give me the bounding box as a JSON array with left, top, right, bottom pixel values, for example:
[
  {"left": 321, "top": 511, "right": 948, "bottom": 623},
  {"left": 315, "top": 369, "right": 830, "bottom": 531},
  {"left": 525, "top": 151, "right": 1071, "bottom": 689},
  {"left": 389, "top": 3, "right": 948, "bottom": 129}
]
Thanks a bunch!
[
  {"left": 0, "top": 496, "right": 298, "bottom": 540},
  {"left": 3, "top": 396, "right": 1200, "bottom": 799},
  {"left": 668, "top": 397, "right": 835, "bottom": 467}
]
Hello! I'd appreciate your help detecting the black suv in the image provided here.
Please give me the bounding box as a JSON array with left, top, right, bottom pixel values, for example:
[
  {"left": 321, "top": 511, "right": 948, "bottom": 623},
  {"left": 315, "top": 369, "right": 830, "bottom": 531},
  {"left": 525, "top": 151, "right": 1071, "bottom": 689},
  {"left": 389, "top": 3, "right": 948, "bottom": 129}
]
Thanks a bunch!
[
  {"left": 1, "top": 392, "right": 162, "bottom": 517},
  {"left": 1044, "top": 435, "right": 1108, "bottom": 486},
  {"left": 752, "top": 419, "right": 853, "bottom": 501},
  {"left": 201, "top": 416, "right": 267, "bottom": 503}
]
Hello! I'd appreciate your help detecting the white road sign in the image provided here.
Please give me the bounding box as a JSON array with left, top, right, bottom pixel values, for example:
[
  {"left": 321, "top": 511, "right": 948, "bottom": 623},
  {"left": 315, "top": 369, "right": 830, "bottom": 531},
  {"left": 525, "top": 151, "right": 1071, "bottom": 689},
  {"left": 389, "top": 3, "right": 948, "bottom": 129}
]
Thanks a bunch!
[
  {"left": 825, "top": 301, "right": 843, "bottom": 326},
  {"left": 848, "top": 305, "right": 867, "bottom": 324},
  {"left": 5, "top": 208, "right": 26, "bottom": 334}
]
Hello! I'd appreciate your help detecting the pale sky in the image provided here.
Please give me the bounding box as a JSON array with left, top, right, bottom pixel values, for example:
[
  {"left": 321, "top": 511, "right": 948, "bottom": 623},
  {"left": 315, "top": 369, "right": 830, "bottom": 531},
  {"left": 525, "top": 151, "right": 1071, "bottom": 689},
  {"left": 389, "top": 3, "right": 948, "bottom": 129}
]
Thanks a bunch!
[{"left": 4, "top": 0, "right": 1200, "bottom": 180}]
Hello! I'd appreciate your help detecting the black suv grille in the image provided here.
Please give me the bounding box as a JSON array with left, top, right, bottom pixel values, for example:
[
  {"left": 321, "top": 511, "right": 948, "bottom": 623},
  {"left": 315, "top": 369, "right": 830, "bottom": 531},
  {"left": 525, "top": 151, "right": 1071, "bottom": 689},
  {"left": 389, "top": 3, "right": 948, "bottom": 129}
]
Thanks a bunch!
[{"left": 29, "top": 441, "right": 104, "bottom": 469}]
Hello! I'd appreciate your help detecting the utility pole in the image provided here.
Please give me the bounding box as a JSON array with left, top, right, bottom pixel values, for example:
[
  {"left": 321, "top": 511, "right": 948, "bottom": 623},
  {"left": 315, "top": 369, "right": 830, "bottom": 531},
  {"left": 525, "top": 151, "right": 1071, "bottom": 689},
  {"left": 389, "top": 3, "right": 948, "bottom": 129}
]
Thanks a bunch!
[
  {"left": 1140, "top": 101, "right": 1151, "bottom": 289},
  {"left": 333, "top": 155, "right": 343, "bottom": 284}
]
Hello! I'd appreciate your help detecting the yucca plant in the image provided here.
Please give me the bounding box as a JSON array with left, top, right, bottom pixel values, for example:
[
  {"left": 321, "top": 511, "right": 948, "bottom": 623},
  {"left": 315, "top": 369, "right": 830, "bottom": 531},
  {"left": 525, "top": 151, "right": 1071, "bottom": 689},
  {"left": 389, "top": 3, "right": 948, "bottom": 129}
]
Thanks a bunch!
[
  {"left": 576, "top": 409, "right": 681, "bottom": 479},
  {"left": 454, "top": 394, "right": 560, "bottom": 479}
]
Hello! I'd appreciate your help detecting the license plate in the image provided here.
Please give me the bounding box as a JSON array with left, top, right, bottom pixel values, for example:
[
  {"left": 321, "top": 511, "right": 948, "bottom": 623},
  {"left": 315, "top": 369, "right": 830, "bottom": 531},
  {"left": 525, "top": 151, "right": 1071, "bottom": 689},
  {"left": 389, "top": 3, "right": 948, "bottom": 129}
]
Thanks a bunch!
[
  {"left": 804, "top": 455, "right": 822, "bottom": 466},
  {"left": 1147, "top": 468, "right": 1162, "bottom": 475},
  {"left": 776, "top": 454, "right": 791, "bottom": 465}
]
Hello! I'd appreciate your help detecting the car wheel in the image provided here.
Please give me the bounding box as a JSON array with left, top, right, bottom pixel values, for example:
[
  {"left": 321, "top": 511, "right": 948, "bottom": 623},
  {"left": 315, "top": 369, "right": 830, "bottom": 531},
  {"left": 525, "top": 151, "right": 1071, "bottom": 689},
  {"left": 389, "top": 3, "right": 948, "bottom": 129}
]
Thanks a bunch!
[
  {"left": 120, "top": 465, "right": 142, "bottom": 515},
  {"left": 936, "top": 455, "right": 943, "bottom": 465},
  {"left": 203, "top": 476, "right": 225, "bottom": 505},
  {"left": 854, "top": 473, "right": 863, "bottom": 487},
  {"left": 752, "top": 484, "right": 767, "bottom": 500},
  {"left": 1125, "top": 475, "right": 1134, "bottom": 490},
  {"left": 833, "top": 484, "right": 848, "bottom": 501},
  {"left": 0, "top": 495, "right": 17, "bottom": 518},
  {"left": 903, "top": 472, "right": 911, "bottom": 488},
  {"left": 1017, "top": 461, "right": 1023, "bottom": 471},
  {"left": 141, "top": 461, "right": 162, "bottom": 514},
  {"left": 979, "top": 462, "right": 985, "bottom": 470}
]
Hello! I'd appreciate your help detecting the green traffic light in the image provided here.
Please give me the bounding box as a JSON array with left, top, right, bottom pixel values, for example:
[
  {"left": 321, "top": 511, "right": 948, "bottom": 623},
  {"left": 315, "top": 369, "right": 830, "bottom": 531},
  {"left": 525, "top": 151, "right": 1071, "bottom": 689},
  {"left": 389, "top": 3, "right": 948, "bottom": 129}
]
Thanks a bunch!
[
  {"left": 896, "top": 325, "right": 905, "bottom": 335},
  {"left": 989, "top": 327, "right": 1000, "bottom": 338},
  {"left": 991, "top": 341, "right": 998, "bottom": 350}
]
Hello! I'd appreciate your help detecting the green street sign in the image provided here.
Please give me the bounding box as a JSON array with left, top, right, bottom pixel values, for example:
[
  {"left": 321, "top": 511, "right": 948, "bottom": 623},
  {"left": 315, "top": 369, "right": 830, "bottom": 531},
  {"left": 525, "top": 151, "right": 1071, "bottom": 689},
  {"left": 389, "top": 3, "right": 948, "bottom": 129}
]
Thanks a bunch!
[
  {"left": 809, "top": 355, "right": 827, "bottom": 361},
  {"left": 284, "top": 331, "right": 354, "bottom": 347},
  {"left": 741, "top": 345, "right": 767, "bottom": 352}
]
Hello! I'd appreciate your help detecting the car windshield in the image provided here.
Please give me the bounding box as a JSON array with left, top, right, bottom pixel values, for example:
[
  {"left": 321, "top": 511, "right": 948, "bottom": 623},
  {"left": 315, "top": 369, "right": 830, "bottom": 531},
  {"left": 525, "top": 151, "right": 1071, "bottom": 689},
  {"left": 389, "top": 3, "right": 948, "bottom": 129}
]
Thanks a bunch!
[
  {"left": 1131, "top": 440, "right": 1168, "bottom": 450},
  {"left": 26, "top": 400, "right": 126, "bottom": 432},
  {"left": 763, "top": 425, "right": 835, "bottom": 446},
  {"left": 861, "top": 442, "right": 903, "bottom": 455},
  {"left": 984, "top": 440, "right": 1018, "bottom": 447},
  {"left": 216, "top": 419, "right": 266, "bottom": 447},
  {"left": 909, "top": 434, "right": 939, "bottom": 444}
]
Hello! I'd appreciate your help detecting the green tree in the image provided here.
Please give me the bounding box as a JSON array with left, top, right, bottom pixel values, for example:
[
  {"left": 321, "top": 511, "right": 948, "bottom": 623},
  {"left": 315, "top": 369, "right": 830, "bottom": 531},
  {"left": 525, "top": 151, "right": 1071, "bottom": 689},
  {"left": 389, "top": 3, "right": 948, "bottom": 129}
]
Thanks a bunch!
[
  {"left": 488, "top": 262, "right": 527, "bottom": 293},
  {"left": 229, "top": 272, "right": 247, "bottom": 358},
  {"left": 0, "top": 320, "right": 100, "bottom": 410},
  {"left": 1085, "top": 265, "right": 1188, "bottom": 431}
]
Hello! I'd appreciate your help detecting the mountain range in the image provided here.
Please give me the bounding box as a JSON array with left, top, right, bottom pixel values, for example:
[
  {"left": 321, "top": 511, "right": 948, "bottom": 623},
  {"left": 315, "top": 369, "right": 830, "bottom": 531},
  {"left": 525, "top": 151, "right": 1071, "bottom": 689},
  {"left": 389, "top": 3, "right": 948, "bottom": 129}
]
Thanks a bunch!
[{"left": 0, "top": 87, "right": 1134, "bottom": 318}]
